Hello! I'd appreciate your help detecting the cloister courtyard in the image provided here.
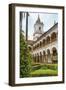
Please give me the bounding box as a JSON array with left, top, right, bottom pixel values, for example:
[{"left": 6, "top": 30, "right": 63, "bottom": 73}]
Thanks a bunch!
[{"left": 20, "top": 13, "right": 58, "bottom": 78}]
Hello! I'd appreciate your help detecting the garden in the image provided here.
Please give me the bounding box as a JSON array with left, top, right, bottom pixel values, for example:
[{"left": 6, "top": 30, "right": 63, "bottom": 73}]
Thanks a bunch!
[
  {"left": 30, "top": 63, "right": 58, "bottom": 77},
  {"left": 20, "top": 31, "right": 58, "bottom": 78}
]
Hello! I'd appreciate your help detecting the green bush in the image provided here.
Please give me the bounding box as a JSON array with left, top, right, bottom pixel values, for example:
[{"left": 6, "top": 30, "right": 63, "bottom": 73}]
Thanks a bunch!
[
  {"left": 32, "top": 65, "right": 41, "bottom": 71},
  {"left": 41, "top": 65, "right": 48, "bottom": 69},
  {"left": 32, "top": 64, "right": 58, "bottom": 71},
  {"left": 46, "top": 64, "right": 58, "bottom": 70},
  {"left": 30, "top": 64, "right": 58, "bottom": 77}
]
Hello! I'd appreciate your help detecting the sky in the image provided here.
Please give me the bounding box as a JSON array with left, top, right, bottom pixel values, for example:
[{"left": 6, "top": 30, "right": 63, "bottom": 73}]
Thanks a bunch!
[{"left": 21, "top": 12, "right": 58, "bottom": 40}]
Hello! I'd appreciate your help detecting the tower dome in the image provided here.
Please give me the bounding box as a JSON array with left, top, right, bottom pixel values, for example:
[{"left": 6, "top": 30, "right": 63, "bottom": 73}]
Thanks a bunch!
[{"left": 36, "top": 15, "right": 41, "bottom": 23}]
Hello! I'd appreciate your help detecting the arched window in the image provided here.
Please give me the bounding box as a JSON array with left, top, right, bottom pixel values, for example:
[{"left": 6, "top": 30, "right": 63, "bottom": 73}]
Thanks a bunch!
[
  {"left": 51, "top": 32, "right": 57, "bottom": 42},
  {"left": 39, "top": 27, "right": 41, "bottom": 30}
]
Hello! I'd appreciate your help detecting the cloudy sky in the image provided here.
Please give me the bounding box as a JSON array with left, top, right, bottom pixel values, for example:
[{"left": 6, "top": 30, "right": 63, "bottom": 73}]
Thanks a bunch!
[{"left": 21, "top": 12, "right": 58, "bottom": 40}]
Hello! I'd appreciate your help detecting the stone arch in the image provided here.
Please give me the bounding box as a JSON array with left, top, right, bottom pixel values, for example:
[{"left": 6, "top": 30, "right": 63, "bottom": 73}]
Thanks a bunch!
[
  {"left": 40, "top": 52, "right": 42, "bottom": 63},
  {"left": 43, "top": 50, "right": 46, "bottom": 63},
  {"left": 52, "top": 47, "right": 57, "bottom": 55},
  {"left": 47, "top": 49, "right": 50, "bottom": 54},
  {"left": 47, "top": 49, "right": 52, "bottom": 63},
  {"left": 36, "top": 44, "right": 38, "bottom": 49},
  {"left": 52, "top": 47, "right": 58, "bottom": 63},
  {"left": 36, "top": 53, "right": 38, "bottom": 63},
  {"left": 33, "top": 54, "right": 35, "bottom": 62},
  {"left": 46, "top": 36, "right": 50, "bottom": 44},
  {"left": 37, "top": 43, "right": 39, "bottom": 49},
  {"left": 33, "top": 46, "right": 35, "bottom": 50},
  {"left": 37, "top": 53, "right": 39, "bottom": 63},
  {"left": 35, "top": 45, "right": 36, "bottom": 50},
  {"left": 28, "top": 45, "right": 32, "bottom": 51},
  {"left": 34, "top": 54, "right": 36, "bottom": 62},
  {"left": 43, "top": 50, "right": 45, "bottom": 55},
  {"left": 51, "top": 32, "right": 57, "bottom": 42},
  {"left": 40, "top": 41, "right": 42, "bottom": 47},
  {"left": 43, "top": 39, "right": 45, "bottom": 46},
  {"left": 35, "top": 46, "right": 36, "bottom": 50}
]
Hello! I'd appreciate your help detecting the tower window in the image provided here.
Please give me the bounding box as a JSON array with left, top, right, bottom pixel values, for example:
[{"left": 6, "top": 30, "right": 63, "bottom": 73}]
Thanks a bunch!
[{"left": 39, "top": 27, "right": 41, "bottom": 30}]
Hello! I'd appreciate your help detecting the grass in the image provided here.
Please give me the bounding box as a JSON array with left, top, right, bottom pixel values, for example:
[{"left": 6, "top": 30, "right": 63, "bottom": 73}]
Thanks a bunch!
[
  {"left": 30, "top": 63, "right": 58, "bottom": 77},
  {"left": 30, "top": 69, "right": 58, "bottom": 77}
]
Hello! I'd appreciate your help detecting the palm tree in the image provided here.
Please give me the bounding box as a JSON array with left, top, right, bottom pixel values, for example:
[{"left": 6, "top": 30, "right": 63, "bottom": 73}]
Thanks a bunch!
[{"left": 20, "top": 12, "right": 29, "bottom": 41}]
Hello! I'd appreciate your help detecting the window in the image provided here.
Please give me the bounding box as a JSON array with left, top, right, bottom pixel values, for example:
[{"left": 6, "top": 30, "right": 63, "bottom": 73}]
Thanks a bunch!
[{"left": 39, "top": 27, "right": 41, "bottom": 30}]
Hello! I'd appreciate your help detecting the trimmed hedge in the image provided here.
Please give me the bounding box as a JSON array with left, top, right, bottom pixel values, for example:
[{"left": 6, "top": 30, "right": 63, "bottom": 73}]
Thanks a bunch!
[
  {"left": 32, "top": 64, "right": 58, "bottom": 71},
  {"left": 30, "top": 64, "right": 58, "bottom": 77}
]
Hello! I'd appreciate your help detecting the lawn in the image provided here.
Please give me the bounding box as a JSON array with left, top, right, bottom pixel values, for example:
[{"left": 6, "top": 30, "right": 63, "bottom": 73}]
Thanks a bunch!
[{"left": 30, "top": 63, "right": 58, "bottom": 77}]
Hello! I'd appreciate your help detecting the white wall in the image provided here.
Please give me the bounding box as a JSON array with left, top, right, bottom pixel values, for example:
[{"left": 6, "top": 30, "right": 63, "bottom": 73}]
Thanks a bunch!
[
  {"left": 33, "top": 41, "right": 58, "bottom": 55},
  {"left": 0, "top": 0, "right": 66, "bottom": 90}
]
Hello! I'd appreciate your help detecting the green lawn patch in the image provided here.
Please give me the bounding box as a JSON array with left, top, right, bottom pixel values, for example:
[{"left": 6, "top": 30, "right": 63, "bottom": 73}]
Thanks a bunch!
[{"left": 30, "top": 69, "right": 58, "bottom": 77}]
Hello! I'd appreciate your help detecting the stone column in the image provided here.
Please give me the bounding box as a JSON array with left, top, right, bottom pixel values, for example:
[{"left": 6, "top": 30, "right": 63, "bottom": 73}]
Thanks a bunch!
[
  {"left": 43, "top": 55, "right": 45, "bottom": 63},
  {"left": 45, "top": 54, "right": 48, "bottom": 64},
  {"left": 39, "top": 55, "right": 40, "bottom": 63},
  {"left": 41, "top": 55, "right": 42, "bottom": 63},
  {"left": 37, "top": 55, "right": 39, "bottom": 63},
  {"left": 38, "top": 55, "right": 40, "bottom": 63},
  {"left": 51, "top": 53, "right": 53, "bottom": 64},
  {"left": 33, "top": 56, "right": 34, "bottom": 63},
  {"left": 38, "top": 55, "right": 39, "bottom": 63},
  {"left": 34, "top": 56, "right": 36, "bottom": 63},
  {"left": 40, "top": 55, "right": 42, "bottom": 63},
  {"left": 42, "top": 55, "right": 44, "bottom": 63},
  {"left": 40, "top": 55, "right": 41, "bottom": 63},
  {"left": 35, "top": 56, "right": 37, "bottom": 63},
  {"left": 36, "top": 55, "right": 38, "bottom": 63},
  {"left": 42, "top": 53, "right": 43, "bottom": 63}
]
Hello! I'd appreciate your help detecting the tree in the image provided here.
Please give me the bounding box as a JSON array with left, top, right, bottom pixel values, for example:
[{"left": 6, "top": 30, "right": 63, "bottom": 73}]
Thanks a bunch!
[{"left": 20, "top": 31, "right": 32, "bottom": 78}]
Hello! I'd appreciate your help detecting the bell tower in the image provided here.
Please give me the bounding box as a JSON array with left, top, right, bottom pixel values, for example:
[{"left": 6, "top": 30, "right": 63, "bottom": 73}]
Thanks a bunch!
[{"left": 33, "top": 15, "right": 44, "bottom": 41}]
